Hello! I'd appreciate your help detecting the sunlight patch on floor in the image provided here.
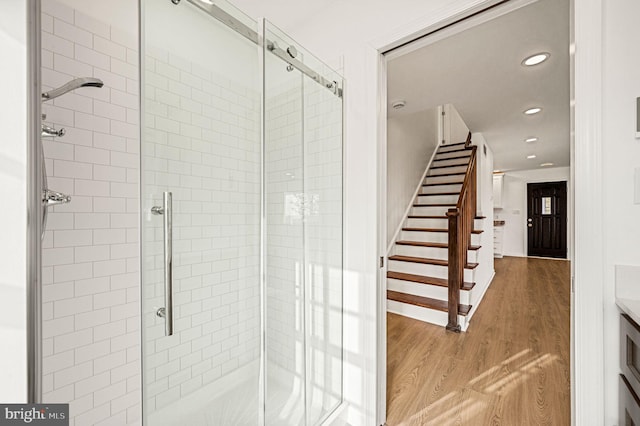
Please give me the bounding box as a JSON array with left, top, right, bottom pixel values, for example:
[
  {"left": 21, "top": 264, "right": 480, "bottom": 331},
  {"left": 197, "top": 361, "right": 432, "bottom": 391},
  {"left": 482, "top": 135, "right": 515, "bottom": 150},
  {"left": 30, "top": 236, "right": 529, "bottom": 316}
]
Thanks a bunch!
[{"left": 396, "top": 350, "right": 561, "bottom": 425}]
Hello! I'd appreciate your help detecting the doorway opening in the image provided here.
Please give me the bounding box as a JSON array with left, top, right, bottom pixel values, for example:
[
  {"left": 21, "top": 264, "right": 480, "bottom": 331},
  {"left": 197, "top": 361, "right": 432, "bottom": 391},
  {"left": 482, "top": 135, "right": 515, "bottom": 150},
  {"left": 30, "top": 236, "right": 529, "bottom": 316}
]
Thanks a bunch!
[{"left": 380, "top": 0, "right": 573, "bottom": 423}]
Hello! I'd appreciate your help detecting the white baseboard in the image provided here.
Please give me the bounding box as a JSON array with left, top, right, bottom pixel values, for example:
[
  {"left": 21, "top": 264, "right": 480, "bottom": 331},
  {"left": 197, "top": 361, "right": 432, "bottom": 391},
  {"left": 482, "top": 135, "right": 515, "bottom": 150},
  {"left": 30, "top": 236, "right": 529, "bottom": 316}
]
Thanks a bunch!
[{"left": 466, "top": 270, "right": 495, "bottom": 324}]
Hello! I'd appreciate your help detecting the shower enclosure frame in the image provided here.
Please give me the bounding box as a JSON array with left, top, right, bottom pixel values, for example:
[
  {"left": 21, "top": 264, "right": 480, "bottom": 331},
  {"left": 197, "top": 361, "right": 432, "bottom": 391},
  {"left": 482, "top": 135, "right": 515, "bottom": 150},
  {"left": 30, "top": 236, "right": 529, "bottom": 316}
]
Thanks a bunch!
[
  {"left": 26, "top": 0, "right": 43, "bottom": 404},
  {"left": 139, "top": 0, "right": 345, "bottom": 425}
]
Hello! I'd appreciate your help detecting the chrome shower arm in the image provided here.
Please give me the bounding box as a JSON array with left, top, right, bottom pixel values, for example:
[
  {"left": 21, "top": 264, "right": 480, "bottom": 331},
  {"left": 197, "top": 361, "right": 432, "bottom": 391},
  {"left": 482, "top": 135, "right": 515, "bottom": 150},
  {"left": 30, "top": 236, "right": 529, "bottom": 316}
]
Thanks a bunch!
[{"left": 41, "top": 77, "right": 104, "bottom": 102}]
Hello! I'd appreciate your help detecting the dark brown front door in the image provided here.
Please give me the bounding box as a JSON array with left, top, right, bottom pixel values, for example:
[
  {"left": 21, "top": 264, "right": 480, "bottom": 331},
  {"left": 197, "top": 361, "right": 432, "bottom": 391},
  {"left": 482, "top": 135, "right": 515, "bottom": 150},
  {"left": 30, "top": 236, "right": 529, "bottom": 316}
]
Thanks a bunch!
[{"left": 527, "top": 181, "right": 567, "bottom": 258}]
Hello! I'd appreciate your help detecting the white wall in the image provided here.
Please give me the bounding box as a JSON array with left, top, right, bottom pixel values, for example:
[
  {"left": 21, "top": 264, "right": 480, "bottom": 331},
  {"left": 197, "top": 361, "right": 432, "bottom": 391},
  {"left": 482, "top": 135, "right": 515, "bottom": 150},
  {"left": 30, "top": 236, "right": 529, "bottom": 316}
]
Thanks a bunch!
[
  {"left": 0, "top": 0, "right": 27, "bottom": 403},
  {"left": 469, "top": 133, "right": 494, "bottom": 314},
  {"left": 495, "top": 167, "right": 569, "bottom": 257},
  {"left": 386, "top": 108, "right": 438, "bottom": 246},
  {"left": 443, "top": 103, "right": 470, "bottom": 145},
  {"left": 602, "top": 0, "right": 640, "bottom": 423}
]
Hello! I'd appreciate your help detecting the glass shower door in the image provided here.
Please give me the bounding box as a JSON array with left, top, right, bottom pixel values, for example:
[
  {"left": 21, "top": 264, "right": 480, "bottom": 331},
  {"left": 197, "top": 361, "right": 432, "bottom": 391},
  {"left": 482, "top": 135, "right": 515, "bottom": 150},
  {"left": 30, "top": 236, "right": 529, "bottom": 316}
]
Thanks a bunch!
[
  {"left": 263, "top": 20, "right": 344, "bottom": 426},
  {"left": 141, "top": 1, "right": 261, "bottom": 424}
]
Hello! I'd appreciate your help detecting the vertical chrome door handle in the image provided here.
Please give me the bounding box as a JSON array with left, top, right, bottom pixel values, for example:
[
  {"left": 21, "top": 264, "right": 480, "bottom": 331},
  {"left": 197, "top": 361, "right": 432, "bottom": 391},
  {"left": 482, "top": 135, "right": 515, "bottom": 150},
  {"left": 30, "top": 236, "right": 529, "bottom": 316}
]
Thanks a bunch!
[{"left": 152, "top": 192, "right": 173, "bottom": 336}]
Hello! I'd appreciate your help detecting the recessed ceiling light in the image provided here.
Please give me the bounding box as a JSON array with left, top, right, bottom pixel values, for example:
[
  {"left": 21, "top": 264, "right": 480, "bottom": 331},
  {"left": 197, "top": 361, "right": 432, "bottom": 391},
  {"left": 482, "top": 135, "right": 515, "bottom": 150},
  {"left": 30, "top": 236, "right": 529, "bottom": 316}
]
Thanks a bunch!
[
  {"left": 525, "top": 137, "right": 538, "bottom": 143},
  {"left": 391, "top": 100, "right": 406, "bottom": 109},
  {"left": 522, "top": 52, "right": 550, "bottom": 66},
  {"left": 527, "top": 155, "right": 537, "bottom": 159},
  {"left": 540, "top": 162, "right": 554, "bottom": 167},
  {"left": 524, "top": 107, "right": 542, "bottom": 115}
]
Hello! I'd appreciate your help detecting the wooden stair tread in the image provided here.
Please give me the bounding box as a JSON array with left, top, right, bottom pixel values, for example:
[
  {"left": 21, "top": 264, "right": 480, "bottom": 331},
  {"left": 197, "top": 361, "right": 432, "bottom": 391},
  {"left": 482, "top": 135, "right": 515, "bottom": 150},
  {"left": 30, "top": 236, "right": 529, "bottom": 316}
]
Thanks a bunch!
[
  {"left": 439, "top": 142, "right": 467, "bottom": 148},
  {"left": 422, "top": 181, "right": 464, "bottom": 187},
  {"left": 437, "top": 147, "right": 471, "bottom": 154},
  {"left": 418, "top": 192, "right": 460, "bottom": 196},
  {"left": 402, "top": 227, "right": 484, "bottom": 234},
  {"left": 430, "top": 163, "right": 469, "bottom": 169},
  {"left": 388, "top": 254, "right": 479, "bottom": 269},
  {"left": 387, "top": 290, "right": 471, "bottom": 316},
  {"left": 387, "top": 271, "right": 475, "bottom": 290},
  {"left": 433, "top": 155, "right": 471, "bottom": 161},
  {"left": 412, "top": 204, "right": 456, "bottom": 208},
  {"left": 395, "top": 240, "right": 481, "bottom": 251},
  {"left": 408, "top": 214, "right": 486, "bottom": 220},
  {"left": 427, "top": 172, "right": 466, "bottom": 177}
]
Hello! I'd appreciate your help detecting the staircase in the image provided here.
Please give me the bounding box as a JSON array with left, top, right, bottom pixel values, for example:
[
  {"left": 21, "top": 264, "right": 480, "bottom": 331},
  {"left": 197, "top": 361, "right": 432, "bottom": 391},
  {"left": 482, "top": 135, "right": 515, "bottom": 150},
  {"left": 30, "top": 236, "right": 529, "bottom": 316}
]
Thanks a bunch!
[{"left": 387, "top": 137, "right": 484, "bottom": 331}]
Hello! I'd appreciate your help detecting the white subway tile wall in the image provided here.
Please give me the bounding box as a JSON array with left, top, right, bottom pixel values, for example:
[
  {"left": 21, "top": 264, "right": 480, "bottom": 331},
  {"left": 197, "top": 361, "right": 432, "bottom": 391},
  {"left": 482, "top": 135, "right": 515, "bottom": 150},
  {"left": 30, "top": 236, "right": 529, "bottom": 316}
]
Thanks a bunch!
[
  {"left": 142, "top": 45, "right": 261, "bottom": 414},
  {"left": 41, "top": 2, "right": 141, "bottom": 425}
]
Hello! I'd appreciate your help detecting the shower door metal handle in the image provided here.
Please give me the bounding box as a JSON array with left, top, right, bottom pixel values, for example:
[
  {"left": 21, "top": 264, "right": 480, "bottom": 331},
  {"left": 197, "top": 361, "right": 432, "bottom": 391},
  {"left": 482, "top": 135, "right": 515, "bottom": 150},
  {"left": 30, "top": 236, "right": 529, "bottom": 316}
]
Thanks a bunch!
[{"left": 151, "top": 192, "right": 173, "bottom": 336}]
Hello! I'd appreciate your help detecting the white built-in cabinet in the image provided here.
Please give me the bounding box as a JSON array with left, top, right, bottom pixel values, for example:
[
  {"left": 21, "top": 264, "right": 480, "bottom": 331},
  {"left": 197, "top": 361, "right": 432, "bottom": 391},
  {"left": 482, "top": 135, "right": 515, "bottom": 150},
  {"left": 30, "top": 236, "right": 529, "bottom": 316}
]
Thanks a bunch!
[{"left": 493, "top": 174, "right": 504, "bottom": 208}]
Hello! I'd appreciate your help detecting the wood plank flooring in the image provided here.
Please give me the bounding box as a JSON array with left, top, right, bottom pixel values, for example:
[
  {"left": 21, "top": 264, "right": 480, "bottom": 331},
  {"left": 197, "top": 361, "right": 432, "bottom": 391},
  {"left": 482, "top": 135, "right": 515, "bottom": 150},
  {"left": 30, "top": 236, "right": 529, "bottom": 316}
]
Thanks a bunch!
[{"left": 386, "top": 256, "right": 571, "bottom": 425}]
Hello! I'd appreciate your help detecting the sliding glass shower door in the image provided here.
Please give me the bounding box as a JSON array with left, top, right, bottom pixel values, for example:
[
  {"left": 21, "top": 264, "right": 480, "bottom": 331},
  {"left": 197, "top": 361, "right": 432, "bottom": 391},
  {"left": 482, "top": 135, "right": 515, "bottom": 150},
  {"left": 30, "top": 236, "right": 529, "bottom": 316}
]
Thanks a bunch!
[
  {"left": 141, "top": 2, "right": 343, "bottom": 426},
  {"left": 141, "top": 1, "right": 261, "bottom": 424}
]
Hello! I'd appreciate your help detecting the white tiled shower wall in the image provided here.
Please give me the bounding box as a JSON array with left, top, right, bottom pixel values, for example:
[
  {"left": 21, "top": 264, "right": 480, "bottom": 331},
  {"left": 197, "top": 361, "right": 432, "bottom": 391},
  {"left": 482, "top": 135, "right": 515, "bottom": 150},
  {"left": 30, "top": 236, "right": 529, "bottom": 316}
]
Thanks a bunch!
[
  {"left": 40, "top": 1, "right": 141, "bottom": 425},
  {"left": 142, "top": 45, "right": 261, "bottom": 414}
]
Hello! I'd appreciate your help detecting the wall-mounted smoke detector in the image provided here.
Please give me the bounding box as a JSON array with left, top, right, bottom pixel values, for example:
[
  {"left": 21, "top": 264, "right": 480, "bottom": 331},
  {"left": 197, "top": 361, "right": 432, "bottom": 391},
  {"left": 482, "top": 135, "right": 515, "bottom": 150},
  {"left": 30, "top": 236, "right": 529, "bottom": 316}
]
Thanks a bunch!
[{"left": 391, "top": 100, "right": 406, "bottom": 110}]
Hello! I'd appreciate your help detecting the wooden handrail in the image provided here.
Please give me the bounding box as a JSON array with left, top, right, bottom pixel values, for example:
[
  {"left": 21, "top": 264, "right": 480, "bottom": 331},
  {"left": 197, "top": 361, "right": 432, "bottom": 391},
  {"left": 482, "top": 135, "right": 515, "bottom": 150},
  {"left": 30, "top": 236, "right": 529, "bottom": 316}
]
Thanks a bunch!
[{"left": 446, "top": 132, "right": 476, "bottom": 332}]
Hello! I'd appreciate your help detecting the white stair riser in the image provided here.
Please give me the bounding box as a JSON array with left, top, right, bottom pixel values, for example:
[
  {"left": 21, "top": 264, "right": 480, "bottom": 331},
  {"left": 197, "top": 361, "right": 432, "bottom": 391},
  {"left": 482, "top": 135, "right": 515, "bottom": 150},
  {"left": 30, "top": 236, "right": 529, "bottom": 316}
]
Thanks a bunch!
[
  {"left": 401, "top": 230, "right": 448, "bottom": 244},
  {"left": 388, "top": 278, "right": 448, "bottom": 300},
  {"left": 393, "top": 244, "right": 479, "bottom": 263},
  {"left": 416, "top": 194, "right": 459, "bottom": 204},
  {"left": 411, "top": 206, "right": 451, "bottom": 216},
  {"left": 387, "top": 300, "right": 468, "bottom": 331},
  {"left": 388, "top": 260, "right": 475, "bottom": 281},
  {"left": 420, "top": 184, "right": 462, "bottom": 194},
  {"left": 423, "top": 175, "right": 465, "bottom": 185},
  {"left": 432, "top": 158, "right": 470, "bottom": 167},
  {"left": 387, "top": 279, "right": 472, "bottom": 305},
  {"left": 406, "top": 217, "right": 448, "bottom": 228},
  {"left": 405, "top": 217, "right": 484, "bottom": 229},
  {"left": 435, "top": 151, "right": 471, "bottom": 160},
  {"left": 401, "top": 230, "right": 481, "bottom": 245},
  {"left": 394, "top": 245, "right": 448, "bottom": 260},
  {"left": 428, "top": 165, "right": 468, "bottom": 175}
]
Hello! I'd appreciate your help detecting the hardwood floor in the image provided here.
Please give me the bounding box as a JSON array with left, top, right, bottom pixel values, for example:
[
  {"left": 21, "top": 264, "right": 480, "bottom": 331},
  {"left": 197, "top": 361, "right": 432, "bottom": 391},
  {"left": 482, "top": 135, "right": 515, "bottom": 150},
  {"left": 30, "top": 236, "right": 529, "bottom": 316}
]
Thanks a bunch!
[{"left": 386, "top": 256, "right": 571, "bottom": 425}]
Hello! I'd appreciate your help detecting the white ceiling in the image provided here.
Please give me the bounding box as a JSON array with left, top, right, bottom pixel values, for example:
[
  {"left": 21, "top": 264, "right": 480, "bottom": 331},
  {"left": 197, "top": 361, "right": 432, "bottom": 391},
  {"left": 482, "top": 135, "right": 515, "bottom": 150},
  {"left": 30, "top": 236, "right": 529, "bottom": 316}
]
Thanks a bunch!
[{"left": 387, "top": 0, "right": 570, "bottom": 172}]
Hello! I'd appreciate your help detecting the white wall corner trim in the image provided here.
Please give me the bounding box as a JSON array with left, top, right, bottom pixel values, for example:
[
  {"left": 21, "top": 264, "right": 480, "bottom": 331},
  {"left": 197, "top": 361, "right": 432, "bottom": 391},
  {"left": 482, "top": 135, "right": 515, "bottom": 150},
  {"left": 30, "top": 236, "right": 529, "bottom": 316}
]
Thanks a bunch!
[{"left": 573, "top": 0, "right": 605, "bottom": 424}]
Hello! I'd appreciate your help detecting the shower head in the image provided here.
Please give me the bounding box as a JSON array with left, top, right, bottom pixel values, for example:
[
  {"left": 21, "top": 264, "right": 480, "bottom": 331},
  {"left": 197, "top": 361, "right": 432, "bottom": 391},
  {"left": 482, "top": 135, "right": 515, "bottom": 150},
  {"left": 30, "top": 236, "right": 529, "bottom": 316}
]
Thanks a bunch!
[{"left": 41, "top": 77, "right": 104, "bottom": 102}]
